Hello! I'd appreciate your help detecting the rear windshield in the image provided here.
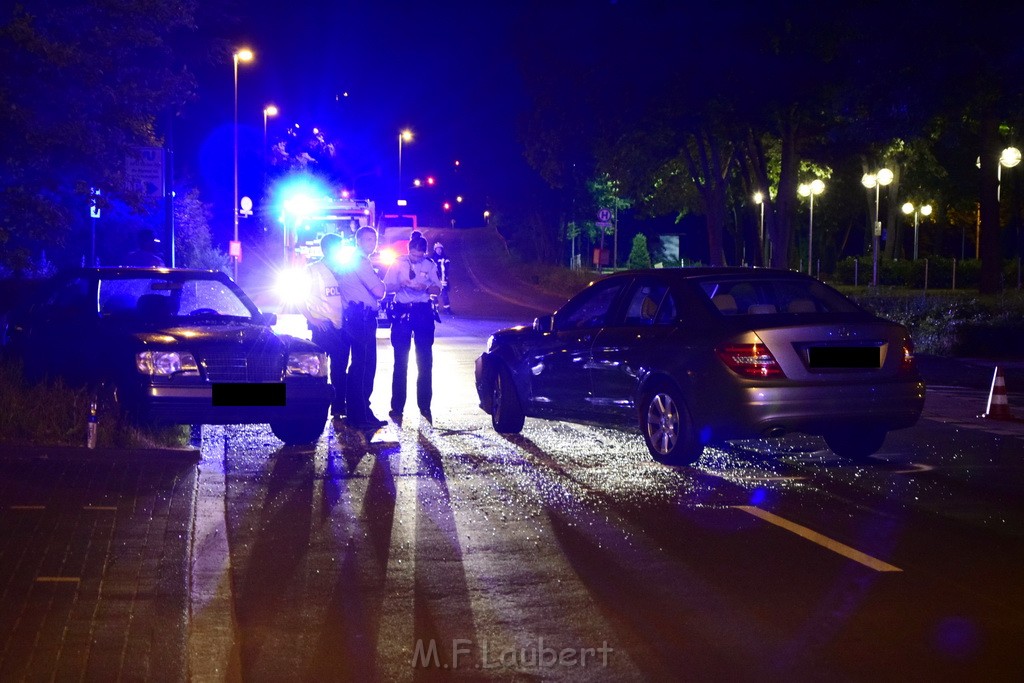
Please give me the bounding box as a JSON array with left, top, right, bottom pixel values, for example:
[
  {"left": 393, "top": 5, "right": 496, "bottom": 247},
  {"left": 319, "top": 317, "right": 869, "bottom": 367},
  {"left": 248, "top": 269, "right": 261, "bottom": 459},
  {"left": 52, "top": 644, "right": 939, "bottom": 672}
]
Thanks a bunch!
[{"left": 698, "top": 278, "right": 862, "bottom": 316}]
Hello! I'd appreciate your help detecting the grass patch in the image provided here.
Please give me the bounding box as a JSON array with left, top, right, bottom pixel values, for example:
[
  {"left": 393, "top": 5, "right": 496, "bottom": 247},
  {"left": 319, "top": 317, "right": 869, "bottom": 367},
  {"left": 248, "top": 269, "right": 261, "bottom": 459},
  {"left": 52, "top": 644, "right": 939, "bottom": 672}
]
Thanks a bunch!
[{"left": 0, "top": 357, "right": 191, "bottom": 449}]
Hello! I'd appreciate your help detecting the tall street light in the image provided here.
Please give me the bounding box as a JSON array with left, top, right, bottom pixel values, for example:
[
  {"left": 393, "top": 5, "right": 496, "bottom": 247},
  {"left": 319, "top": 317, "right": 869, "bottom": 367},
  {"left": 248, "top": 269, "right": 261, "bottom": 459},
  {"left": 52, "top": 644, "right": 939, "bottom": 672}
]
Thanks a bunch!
[
  {"left": 753, "top": 191, "right": 766, "bottom": 265},
  {"left": 232, "top": 48, "right": 254, "bottom": 281},
  {"left": 798, "top": 179, "right": 825, "bottom": 276},
  {"left": 902, "top": 202, "right": 933, "bottom": 260},
  {"left": 861, "top": 168, "right": 893, "bottom": 286},
  {"left": 398, "top": 129, "right": 413, "bottom": 206}
]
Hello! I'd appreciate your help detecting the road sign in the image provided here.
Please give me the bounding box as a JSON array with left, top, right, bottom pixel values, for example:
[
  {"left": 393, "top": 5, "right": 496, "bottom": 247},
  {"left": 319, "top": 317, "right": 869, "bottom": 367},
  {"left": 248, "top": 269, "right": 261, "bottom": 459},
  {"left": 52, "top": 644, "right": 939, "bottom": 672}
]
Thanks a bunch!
[
  {"left": 125, "top": 146, "right": 164, "bottom": 198},
  {"left": 89, "top": 187, "right": 101, "bottom": 218},
  {"left": 598, "top": 208, "right": 612, "bottom": 222}
]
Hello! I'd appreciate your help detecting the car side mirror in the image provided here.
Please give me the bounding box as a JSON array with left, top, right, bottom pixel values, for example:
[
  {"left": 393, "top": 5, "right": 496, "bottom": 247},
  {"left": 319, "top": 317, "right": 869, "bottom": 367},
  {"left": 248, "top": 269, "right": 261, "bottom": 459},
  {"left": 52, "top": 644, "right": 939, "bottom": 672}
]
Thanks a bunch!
[
  {"left": 533, "top": 314, "right": 554, "bottom": 333},
  {"left": 259, "top": 312, "right": 278, "bottom": 326}
]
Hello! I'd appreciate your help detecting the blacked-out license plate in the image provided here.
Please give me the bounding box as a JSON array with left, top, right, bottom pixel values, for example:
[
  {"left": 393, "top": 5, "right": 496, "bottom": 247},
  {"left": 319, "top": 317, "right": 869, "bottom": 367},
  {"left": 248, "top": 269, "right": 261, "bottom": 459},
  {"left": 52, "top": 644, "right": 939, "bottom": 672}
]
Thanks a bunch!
[
  {"left": 808, "top": 347, "right": 880, "bottom": 369},
  {"left": 212, "top": 383, "right": 286, "bottom": 406}
]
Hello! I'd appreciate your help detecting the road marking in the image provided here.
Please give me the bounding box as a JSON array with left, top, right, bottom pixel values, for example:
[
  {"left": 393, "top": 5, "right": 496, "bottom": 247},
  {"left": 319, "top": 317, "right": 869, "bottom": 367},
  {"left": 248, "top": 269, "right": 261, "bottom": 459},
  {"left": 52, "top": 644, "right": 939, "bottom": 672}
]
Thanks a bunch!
[
  {"left": 9, "top": 505, "right": 45, "bottom": 510},
  {"left": 82, "top": 505, "right": 118, "bottom": 511},
  {"left": 35, "top": 577, "right": 80, "bottom": 583},
  {"left": 733, "top": 505, "right": 903, "bottom": 573}
]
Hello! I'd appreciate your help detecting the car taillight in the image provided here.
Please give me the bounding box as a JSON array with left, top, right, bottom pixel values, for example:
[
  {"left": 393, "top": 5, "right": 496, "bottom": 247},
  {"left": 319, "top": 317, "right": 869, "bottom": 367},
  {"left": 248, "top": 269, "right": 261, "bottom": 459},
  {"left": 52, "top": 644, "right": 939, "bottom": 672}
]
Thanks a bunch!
[
  {"left": 899, "top": 339, "right": 916, "bottom": 374},
  {"left": 716, "top": 343, "right": 784, "bottom": 378}
]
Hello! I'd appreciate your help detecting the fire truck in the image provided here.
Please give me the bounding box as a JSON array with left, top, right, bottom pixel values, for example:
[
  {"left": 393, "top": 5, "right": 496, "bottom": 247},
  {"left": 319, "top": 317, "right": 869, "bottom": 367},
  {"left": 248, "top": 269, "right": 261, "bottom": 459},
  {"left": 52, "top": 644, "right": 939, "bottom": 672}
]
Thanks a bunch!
[
  {"left": 280, "top": 194, "right": 376, "bottom": 266},
  {"left": 272, "top": 177, "right": 402, "bottom": 326}
]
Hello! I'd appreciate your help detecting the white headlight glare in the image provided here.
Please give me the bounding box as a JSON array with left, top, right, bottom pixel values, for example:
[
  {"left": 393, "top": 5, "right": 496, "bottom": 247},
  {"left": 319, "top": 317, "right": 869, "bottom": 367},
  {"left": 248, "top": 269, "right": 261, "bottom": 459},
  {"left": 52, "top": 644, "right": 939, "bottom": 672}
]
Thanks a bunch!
[
  {"left": 136, "top": 351, "right": 199, "bottom": 376},
  {"left": 287, "top": 351, "right": 328, "bottom": 377}
]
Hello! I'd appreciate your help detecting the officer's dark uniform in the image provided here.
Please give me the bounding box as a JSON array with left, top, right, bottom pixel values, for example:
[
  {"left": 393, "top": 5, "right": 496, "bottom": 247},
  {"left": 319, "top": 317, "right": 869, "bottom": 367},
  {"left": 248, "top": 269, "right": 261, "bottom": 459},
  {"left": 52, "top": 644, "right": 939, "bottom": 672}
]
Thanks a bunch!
[{"left": 384, "top": 245, "right": 442, "bottom": 420}]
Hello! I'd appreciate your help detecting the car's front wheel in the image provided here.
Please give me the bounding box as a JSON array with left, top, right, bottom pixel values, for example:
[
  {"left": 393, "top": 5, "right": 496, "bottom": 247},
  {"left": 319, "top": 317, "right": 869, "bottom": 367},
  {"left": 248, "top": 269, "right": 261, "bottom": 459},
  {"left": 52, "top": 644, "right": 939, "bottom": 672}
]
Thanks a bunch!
[
  {"left": 640, "top": 383, "right": 703, "bottom": 466},
  {"left": 271, "top": 418, "right": 326, "bottom": 446},
  {"left": 490, "top": 364, "right": 525, "bottom": 433},
  {"left": 823, "top": 427, "right": 886, "bottom": 461}
]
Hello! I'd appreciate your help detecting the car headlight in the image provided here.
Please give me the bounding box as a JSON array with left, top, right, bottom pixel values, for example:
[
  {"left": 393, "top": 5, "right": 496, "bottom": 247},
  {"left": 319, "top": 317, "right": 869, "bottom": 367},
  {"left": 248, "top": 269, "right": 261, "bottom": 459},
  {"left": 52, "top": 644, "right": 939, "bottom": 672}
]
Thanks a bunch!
[
  {"left": 136, "top": 351, "right": 199, "bottom": 376},
  {"left": 287, "top": 351, "right": 328, "bottom": 377},
  {"left": 485, "top": 334, "right": 496, "bottom": 353}
]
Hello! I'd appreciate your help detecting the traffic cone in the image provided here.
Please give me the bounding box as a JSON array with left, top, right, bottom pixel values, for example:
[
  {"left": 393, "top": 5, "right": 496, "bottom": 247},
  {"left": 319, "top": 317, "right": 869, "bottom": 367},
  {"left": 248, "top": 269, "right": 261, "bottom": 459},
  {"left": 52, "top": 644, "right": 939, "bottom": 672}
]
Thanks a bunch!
[{"left": 980, "top": 366, "right": 1015, "bottom": 421}]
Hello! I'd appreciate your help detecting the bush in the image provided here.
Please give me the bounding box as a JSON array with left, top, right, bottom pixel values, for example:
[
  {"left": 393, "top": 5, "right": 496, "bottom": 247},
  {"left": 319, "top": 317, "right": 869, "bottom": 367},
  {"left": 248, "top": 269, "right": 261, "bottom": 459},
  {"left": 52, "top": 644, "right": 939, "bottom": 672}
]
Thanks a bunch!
[
  {"left": 627, "top": 234, "right": 653, "bottom": 270},
  {"left": 847, "top": 290, "right": 1024, "bottom": 357},
  {"left": 0, "top": 358, "right": 190, "bottom": 448}
]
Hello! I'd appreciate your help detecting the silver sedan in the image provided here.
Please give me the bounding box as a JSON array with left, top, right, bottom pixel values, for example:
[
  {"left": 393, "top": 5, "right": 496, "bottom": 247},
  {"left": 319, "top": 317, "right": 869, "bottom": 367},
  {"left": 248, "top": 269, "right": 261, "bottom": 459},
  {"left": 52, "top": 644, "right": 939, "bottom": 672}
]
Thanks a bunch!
[{"left": 475, "top": 268, "right": 925, "bottom": 466}]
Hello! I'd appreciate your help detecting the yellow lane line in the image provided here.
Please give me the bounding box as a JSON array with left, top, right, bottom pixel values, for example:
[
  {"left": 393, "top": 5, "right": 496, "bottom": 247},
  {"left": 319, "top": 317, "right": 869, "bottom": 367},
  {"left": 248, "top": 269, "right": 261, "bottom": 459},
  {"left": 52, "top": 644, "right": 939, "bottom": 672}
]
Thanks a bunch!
[
  {"left": 733, "top": 505, "right": 903, "bottom": 573},
  {"left": 35, "top": 577, "right": 81, "bottom": 583},
  {"left": 82, "top": 505, "right": 118, "bottom": 511},
  {"left": 9, "top": 505, "right": 46, "bottom": 510}
]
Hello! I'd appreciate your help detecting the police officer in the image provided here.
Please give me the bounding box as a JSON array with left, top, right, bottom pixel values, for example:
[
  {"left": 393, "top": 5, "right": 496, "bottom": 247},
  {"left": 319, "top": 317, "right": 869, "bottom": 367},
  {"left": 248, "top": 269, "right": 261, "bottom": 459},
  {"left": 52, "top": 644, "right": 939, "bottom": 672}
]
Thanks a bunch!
[
  {"left": 297, "top": 233, "right": 348, "bottom": 420},
  {"left": 384, "top": 234, "right": 441, "bottom": 423},
  {"left": 337, "top": 226, "right": 387, "bottom": 430},
  {"left": 433, "top": 241, "right": 452, "bottom": 314}
]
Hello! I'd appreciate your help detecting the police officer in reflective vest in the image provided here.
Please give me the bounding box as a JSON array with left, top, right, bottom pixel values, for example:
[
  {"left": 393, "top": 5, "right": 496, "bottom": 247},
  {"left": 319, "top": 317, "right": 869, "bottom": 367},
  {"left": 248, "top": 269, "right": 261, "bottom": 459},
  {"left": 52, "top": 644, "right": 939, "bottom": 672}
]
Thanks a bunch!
[
  {"left": 298, "top": 233, "right": 348, "bottom": 420},
  {"left": 384, "top": 234, "right": 441, "bottom": 422}
]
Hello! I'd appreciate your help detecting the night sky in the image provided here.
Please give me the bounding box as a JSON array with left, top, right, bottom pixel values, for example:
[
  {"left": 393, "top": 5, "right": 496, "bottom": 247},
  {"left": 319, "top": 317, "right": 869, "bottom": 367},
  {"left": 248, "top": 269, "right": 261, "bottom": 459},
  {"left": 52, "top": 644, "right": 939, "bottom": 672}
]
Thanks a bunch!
[{"left": 177, "top": 0, "right": 530, "bottom": 229}]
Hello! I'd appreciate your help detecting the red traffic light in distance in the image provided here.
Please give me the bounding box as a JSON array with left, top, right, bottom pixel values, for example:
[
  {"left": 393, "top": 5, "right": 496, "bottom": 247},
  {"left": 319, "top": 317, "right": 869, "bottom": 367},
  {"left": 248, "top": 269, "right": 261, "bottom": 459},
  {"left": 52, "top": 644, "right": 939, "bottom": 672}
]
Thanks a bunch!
[
  {"left": 427, "top": 176, "right": 435, "bottom": 185},
  {"left": 443, "top": 202, "right": 451, "bottom": 211}
]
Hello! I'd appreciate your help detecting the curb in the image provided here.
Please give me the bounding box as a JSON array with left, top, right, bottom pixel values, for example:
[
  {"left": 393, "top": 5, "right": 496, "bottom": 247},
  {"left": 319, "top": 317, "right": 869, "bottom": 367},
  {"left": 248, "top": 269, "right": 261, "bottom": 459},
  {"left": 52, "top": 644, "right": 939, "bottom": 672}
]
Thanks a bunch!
[{"left": 0, "top": 443, "right": 200, "bottom": 461}]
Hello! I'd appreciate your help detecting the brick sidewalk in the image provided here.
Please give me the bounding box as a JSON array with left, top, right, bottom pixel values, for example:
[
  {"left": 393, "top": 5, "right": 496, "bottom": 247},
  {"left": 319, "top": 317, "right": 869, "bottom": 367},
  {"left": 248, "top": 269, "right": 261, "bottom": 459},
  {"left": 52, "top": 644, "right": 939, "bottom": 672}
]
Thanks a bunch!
[{"left": 0, "top": 447, "right": 198, "bottom": 680}]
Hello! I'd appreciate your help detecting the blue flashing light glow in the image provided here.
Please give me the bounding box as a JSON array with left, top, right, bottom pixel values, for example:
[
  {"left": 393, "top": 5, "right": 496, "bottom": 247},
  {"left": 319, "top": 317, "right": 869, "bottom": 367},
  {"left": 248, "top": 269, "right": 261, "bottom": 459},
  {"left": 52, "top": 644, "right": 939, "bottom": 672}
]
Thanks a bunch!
[
  {"left": 749, "top": 488, "right": 767, "bottom": 506},
  {"left": 329, "top": 244, "right": 359, "bottom": 271},
  {"left": 272, "top": 173, "right": 332, "bottom": 222}
]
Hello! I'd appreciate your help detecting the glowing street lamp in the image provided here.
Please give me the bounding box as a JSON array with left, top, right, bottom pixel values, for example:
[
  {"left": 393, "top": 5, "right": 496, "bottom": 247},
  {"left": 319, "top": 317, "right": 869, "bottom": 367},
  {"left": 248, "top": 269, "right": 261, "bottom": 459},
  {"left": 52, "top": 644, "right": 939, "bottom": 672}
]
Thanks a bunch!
[
  {"left": 797, "top": 179, "right": 825, "bottom": 276},
  {"left": 232, "top": 48, "right": 254, "bottom": 281},
  {"left": 262, "top": 104, "right": 278, "bottom": 152},
  {"left": 398, "top": 129, "right": 413, "bottom": 205},
  {"left": 861, "top": 168, "right": 893, "bottom": 286},
  {"left": 901, "top": 202, "right": 933, "bottom": 260}
]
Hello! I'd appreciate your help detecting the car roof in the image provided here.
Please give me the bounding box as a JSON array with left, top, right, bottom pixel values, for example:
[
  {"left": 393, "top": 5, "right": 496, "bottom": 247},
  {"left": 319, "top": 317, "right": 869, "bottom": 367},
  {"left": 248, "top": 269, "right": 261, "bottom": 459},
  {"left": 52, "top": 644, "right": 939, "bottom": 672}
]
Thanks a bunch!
[
  {"left": 64, "top": 267, "right": 228, "bottom": 278},
  {"left": 600, "top": 267, "right": 815, "bottom": 282}
]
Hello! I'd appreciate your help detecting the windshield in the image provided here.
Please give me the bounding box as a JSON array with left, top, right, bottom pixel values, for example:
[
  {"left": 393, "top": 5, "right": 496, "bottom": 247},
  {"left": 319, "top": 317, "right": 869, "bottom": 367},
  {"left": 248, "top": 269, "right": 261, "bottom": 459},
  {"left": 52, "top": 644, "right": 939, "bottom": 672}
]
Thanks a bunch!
[{"left": 97, "top": 276, "right": 254, "bottom": 320}]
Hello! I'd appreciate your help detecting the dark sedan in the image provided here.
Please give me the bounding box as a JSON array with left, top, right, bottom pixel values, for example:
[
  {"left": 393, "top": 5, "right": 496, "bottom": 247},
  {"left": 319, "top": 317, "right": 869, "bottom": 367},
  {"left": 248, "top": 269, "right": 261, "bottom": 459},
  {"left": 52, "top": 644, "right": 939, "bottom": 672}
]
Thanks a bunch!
[
  {"left": 4, "top": 268, "right": 333, "bottom": 445},
  {"left": 475, "top": 268, "right": 925, "bottom": 465}
]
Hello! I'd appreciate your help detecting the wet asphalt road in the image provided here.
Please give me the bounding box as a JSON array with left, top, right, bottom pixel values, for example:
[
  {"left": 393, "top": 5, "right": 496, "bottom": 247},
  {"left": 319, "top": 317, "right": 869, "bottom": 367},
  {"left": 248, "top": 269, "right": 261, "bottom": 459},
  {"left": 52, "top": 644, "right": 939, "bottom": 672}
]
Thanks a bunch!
[{"left": 3, "top": 229, "right": 1024, "bottom": 680}]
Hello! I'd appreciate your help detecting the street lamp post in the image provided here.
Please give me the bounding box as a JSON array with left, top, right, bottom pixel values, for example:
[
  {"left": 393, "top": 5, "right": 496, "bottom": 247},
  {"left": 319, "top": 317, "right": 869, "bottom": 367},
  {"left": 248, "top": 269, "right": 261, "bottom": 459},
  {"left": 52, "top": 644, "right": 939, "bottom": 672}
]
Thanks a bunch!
[
  {"left": 797, "top": 179, "right": 825, "bottom": 276},
  {"left": 753, "top": 191, "right": 765, "bottom": 265},
  {"left": 902, "top": 202, "right": 933, "bottom": 260},
  {"left": 262, "top": 105, "right": 278, "bottom": 166},
  {"left": 861, "top": 168, "right": 893, "bottom": 286},
  {"left": 398, "top": 129, "right": 412, "bottom": 206},
  {"left": 232, "top": 48, "right": 254, "bottom": 282}
]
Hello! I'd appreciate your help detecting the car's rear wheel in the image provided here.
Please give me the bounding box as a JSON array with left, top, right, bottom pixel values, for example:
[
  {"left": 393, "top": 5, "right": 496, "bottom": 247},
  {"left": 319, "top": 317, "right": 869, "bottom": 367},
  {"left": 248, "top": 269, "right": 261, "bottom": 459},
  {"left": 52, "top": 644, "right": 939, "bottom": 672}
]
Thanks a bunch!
[
  {"left": 641, "top": 384, "right": 703, "bottom": 466},
  {"left": 490, "top": 364, "right": 525, "bottom": 433},
  {"left": 823, "top": 427, "right": 886, "bottom": 461},
  {"left": 271, "top": 417, "right": 327, "bottom": 446}
]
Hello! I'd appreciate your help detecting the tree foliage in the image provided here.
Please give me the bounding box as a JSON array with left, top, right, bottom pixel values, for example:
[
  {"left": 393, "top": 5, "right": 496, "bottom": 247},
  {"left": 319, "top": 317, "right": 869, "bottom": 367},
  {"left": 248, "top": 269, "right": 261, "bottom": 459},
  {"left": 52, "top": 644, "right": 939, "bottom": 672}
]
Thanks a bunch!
[
  {"left": 0, "top": 0, "right": 198, "bottom": 270},
  {"left": 514, "top": 2, "right": 1024, "bottom": 292}
]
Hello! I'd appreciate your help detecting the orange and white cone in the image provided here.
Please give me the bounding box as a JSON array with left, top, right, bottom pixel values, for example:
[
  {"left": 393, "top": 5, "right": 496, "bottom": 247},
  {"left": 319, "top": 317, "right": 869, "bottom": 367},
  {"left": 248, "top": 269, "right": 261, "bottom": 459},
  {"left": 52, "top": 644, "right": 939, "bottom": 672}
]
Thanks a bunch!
[{"left": 980, "top": 366, "right": 1014, "bottom": 421}]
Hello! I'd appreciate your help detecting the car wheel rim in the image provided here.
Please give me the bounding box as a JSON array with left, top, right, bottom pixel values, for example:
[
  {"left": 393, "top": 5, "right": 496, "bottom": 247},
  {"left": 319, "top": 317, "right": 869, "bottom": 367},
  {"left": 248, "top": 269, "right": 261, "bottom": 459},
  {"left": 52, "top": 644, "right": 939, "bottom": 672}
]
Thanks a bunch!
[
  {"left": 647, "top": 392, "right": 679, "bottom": 455},
  {"left": 493, "top": 374, "right": 503, "bottom": 418}
]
